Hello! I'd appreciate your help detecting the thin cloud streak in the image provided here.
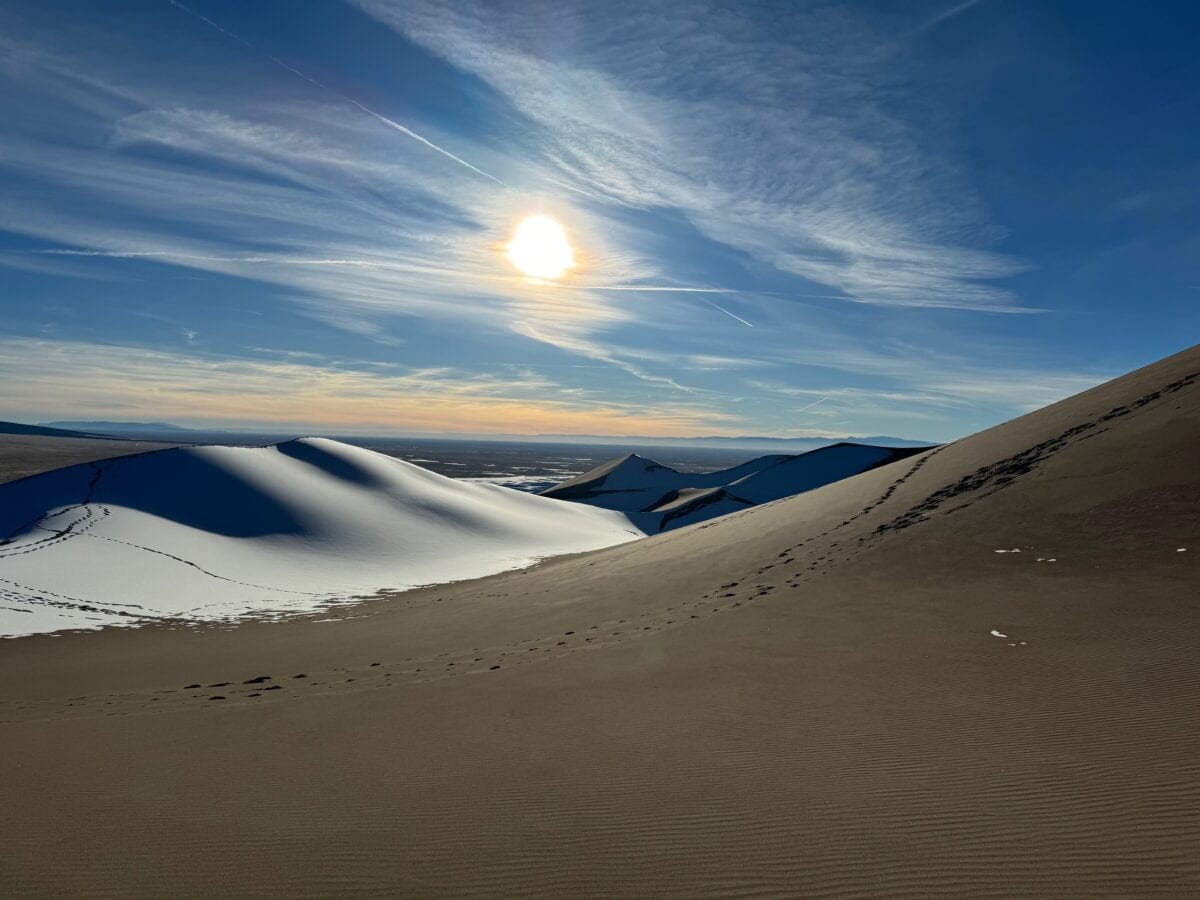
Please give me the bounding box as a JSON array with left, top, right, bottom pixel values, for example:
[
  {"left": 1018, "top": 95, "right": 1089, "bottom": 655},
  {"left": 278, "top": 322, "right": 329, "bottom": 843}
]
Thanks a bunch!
[
  {"left": 795, "top": 396, "right": 830, "bottom": 413},
  {"left": 166, "top": 0, "right": 508, "bottom": 186},
  {"left": 702, "top": 298, "right": 754, "bottom": 328},
  {"left": 908, "top": 0, "right": 987, "bottom": 36}
]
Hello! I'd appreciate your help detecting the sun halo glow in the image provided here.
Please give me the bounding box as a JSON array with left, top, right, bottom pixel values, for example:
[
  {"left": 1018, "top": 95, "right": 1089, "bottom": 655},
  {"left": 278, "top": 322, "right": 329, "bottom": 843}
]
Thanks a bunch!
[{"left": 506, "top": 215, "right": 575, "bottom": 280}]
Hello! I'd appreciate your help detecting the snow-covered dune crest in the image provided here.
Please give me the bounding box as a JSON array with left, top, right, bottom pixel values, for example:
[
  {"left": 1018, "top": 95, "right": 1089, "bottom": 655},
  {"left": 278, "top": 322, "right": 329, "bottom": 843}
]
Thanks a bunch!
[
  {"left": 541, "top": 443, "right": 932, "bottom": 532},
  {"left": 0, "top": 438, "right": 643, "bottom": 637}
]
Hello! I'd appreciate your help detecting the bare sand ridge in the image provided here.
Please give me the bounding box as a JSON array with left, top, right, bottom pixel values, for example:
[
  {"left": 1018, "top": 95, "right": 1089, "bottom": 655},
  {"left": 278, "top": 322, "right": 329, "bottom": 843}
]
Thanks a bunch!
[
  {"left": 0, "top": 434, "right": 176, "bottom": 485},
  {"left": 1, "top": 344, "right": 1198, "bottom": 897}
]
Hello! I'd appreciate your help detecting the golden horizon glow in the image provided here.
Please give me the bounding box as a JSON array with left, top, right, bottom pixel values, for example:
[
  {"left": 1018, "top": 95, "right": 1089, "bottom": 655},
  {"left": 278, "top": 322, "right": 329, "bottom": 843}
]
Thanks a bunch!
[{"left": 506, "top": 215, "right": 575, "bottom": 280}]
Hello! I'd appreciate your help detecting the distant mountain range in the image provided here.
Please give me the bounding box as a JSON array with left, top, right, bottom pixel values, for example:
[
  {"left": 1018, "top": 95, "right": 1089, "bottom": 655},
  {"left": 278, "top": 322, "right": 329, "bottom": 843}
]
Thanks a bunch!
[
  {"left": 542, "top": 442, "right": 932, "bottom": 533},
  {"left": 31, "top": 421, "right": 931, "bottom": 450},
  {"left": 464, "top": 433, "right": 934, "bottom": 451},
  {"left": 41, "top": 421, "right": 196, "bottom": 434}
]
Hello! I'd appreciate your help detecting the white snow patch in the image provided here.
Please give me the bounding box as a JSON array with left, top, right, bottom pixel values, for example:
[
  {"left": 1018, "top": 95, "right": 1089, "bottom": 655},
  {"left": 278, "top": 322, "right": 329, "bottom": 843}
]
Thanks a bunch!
[
  {"left": 990, "top": 629, "right": 1008, "bottom": 638},
  {"left": 462, "top": 474, "right": 562, "bottom": 492},
  {"left": 0, "top": 438, "right": 643, "bottom": 637},
  {"left": 994, "top": 548, "right": 1022, "bottom": 554}
]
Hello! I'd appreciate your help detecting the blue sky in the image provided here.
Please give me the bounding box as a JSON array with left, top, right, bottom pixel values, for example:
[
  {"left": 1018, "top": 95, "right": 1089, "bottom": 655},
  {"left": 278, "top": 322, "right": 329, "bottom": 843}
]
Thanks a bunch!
[{"left": 0, "top": 0, "right": 1195, "bottom": 442}]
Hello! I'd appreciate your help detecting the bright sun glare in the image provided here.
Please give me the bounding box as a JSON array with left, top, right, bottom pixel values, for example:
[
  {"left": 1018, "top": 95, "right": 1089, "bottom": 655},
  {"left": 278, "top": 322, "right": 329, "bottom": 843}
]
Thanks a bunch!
[{"left": 506, "top": 215, "right": 575, "bottom": 280}]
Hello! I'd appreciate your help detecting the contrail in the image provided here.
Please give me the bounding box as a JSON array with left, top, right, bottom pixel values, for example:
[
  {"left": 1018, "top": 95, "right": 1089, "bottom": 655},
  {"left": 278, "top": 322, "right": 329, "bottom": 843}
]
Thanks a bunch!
[
  {"left": 796, "top": 396, "right": 830, "bottom": 413},
  {"left": 909, "top": 0, "right": 985, "bottom": 35},
  {"left": 166, "top": 0, "right": 507, "bottom": 186},
  {"left": 785, "top": 290, "right": 1044, "bottom": 315},
  {"left": 33, "top": 248, "right": 386, "bottom": 267},
  {"left": 702, "top": 298, "right": 754, "bottom": 328}
]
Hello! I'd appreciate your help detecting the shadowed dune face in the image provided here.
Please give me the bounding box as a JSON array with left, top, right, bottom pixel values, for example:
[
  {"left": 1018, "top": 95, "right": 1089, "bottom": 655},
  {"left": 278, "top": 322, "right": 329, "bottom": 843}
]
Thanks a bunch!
[
  {"left": 0, "top": 347, "right": 1197, "bottom": 897},
  {"left": 275, "top": 437, "right": 390, "bottom": 490},
  {"left": 99, "top": 449, "right": 311, "bottom": 538},
  {"left": 0, "top": 446, "right": 308, "bottom": 540}
]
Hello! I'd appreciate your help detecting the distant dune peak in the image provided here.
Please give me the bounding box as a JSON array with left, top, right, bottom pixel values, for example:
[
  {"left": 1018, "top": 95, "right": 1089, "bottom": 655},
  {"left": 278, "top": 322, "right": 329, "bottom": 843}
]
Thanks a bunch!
[{"left": 541, "top": 442, "right": 932, "bottom": 532}]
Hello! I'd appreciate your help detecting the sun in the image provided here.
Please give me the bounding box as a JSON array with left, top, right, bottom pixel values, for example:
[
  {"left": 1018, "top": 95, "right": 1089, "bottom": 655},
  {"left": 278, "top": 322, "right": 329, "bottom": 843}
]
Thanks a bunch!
[{"left": 506, "top": 215, "right": 575, "bottom": 280}]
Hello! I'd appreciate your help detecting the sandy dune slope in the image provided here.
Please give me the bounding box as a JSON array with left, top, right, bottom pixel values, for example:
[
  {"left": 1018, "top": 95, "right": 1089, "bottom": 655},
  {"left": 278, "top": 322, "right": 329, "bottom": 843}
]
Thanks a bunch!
[
  {"left": 0, "top": 438, "right": 640, "bottom": 636},
  {"left": 543, "top": 443, "right": 928, "bottom": 531},
  {"left": 0, "top": 433, "right": 176, "bottom": 485},
  {"left": 0, "top": 344, "right": 1197, "bottom": 897}
]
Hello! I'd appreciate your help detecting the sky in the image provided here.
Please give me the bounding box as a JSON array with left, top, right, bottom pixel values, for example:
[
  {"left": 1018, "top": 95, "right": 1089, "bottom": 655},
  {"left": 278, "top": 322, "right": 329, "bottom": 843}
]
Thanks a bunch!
[{"left": 0, "top": 0, "right": 1196, "bottom": 443}]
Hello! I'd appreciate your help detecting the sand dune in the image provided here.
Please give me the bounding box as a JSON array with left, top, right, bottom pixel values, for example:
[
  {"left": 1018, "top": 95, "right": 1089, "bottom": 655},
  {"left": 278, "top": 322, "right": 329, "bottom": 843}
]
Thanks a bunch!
[
  {"left": 0, "top": 345, "right": 1197, "bottom": 897},
  {"left": 543, "top": 443, "right": 928, "bottom": 531},
  {"left": 0, "top": 437, "right": 640, "bottom": 636}
]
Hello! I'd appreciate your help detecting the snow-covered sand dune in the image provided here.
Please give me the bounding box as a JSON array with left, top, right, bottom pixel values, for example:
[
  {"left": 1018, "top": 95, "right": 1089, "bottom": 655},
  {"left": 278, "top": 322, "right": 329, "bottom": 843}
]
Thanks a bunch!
[
  {"left": 542, "top": 442, "right": 930, "bottom": 532},
  {"left": 0, "top": 438, "right": 642, "bottom": 636}
]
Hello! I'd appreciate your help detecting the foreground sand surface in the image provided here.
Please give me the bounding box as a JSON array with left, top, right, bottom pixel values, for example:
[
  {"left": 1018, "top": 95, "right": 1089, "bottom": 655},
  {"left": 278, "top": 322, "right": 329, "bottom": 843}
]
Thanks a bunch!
[{"left": 2, "top": 345, "right": 1198, "bottom": 897}]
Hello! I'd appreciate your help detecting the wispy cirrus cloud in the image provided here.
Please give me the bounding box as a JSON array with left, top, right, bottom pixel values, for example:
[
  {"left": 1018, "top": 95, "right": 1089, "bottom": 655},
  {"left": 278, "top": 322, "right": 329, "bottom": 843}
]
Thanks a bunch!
[
  {"left": 0, "top": 48, "right": 688, "bottom": 382},
  {"left": 353, "top": 0, "right": 1027, "bottom": 312},
  {"left": 0, "top": 3, "right": 1120, "bottom": 442},
  {"left": 745, "top": 356, "right": 1107, "bottom": 420},
  {"left": 166, "top": 0, "right": 510, "bottom": 186}
]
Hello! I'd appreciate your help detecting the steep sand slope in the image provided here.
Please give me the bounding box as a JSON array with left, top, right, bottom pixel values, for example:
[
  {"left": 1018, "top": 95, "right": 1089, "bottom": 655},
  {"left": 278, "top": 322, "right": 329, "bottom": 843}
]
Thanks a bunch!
[{"left": 0, "top": 344, "right": 1197, "bottom": 897}]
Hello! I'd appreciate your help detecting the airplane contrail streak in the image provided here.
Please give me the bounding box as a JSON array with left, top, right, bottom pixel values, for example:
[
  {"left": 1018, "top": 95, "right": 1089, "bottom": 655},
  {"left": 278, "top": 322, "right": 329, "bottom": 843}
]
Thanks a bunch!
[
  {"left": 796, "top": 396, "right": 830, "bottom": 412},
  {"left": 908, "top": 0, "right": 986, "bottom": 35},
  {"left": 702, "top": 298, "right": 754, "bottom": 328},
  {"left": 166, "top": 1, "right": 508, "bottom": 186}
]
